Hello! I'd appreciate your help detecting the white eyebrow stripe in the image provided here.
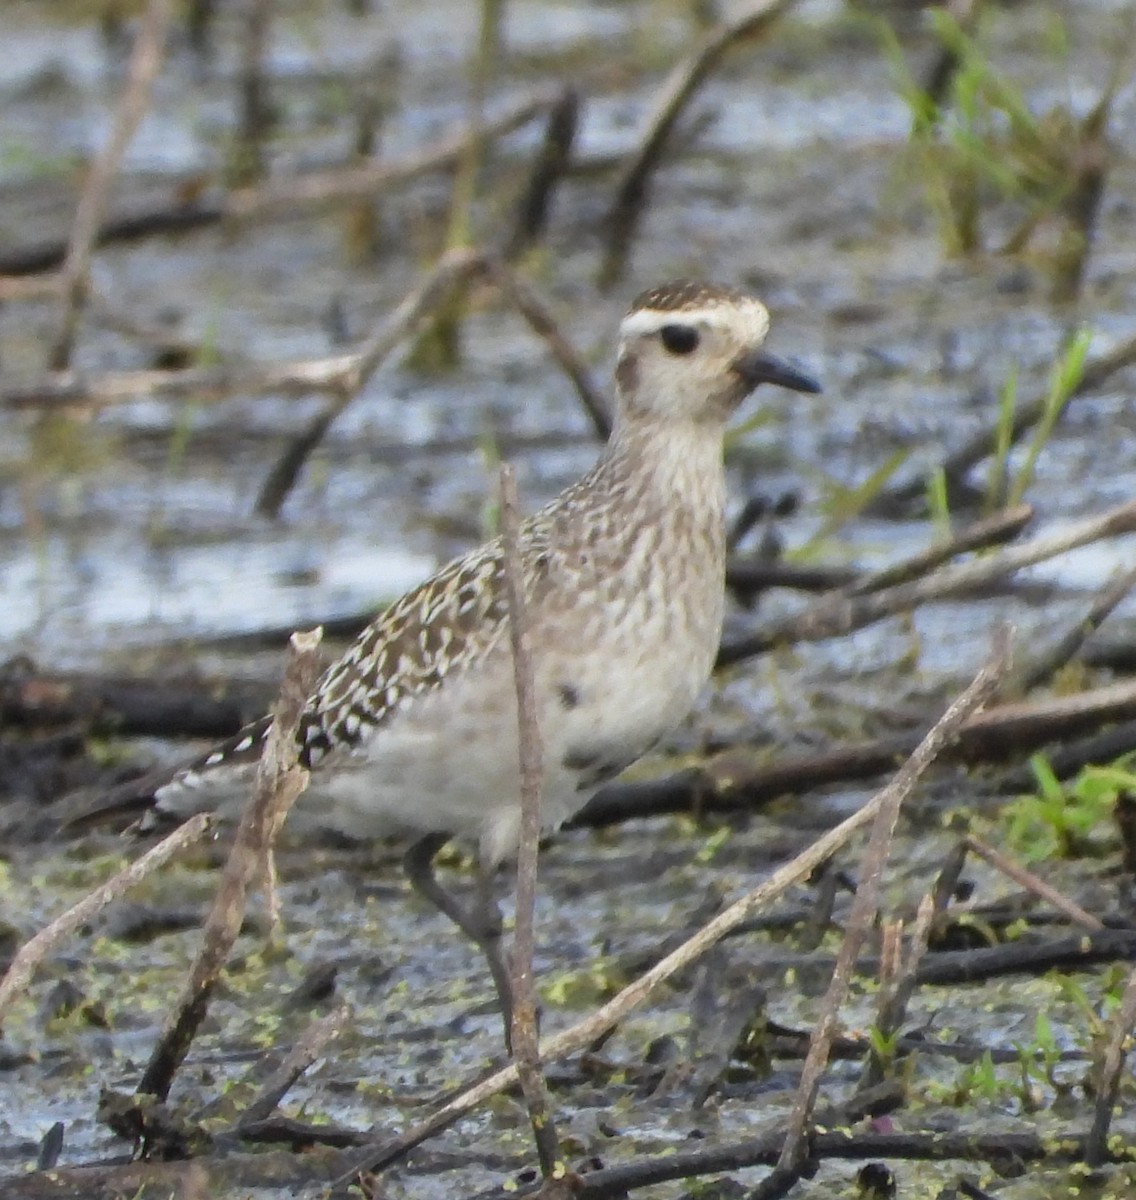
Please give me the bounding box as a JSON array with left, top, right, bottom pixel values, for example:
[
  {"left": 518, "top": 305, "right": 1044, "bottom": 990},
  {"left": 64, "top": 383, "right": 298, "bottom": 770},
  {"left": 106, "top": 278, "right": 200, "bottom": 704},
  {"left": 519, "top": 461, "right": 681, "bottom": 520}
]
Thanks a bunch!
[
  {"left": 620, "top": 306, "right": 727, "bottom": 336},
  {"left": 619, "top": 303, "right": 770, "bottom": 342}
]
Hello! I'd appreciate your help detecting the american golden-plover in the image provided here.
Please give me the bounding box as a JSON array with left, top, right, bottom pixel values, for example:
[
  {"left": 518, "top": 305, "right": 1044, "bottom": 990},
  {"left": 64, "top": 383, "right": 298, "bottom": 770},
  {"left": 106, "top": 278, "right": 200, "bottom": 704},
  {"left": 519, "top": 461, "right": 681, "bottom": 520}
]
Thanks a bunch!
[{"left": 130, "top": 280, "right": 820, "bottom": 1027}]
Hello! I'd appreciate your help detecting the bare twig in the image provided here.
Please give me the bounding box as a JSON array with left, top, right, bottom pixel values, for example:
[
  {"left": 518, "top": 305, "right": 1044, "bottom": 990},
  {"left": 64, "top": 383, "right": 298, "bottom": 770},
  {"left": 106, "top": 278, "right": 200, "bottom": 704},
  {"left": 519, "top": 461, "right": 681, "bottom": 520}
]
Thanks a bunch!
[
  {"left": 137, "top": 628, "right": 323, "bottom": 1101},
  {"left": 0, "top": 275, "right": 62, "bottom": 302},
  {"left": 231, "top": 0, "right": 275, "bottom": 185},
  {"left": 873, "top": 334, "right": 1136, "bottom": 514},
  {"left": 1015, "top": 562, "right": 1136, "bottom": 692},
  {"left": 725, "top": 504, "right": 1030, "bottom": 604},
  {"left": 499, "top": 463, "right": 561, "bottom": 1179},
  {"left": 581, "top": 675, "right": 1136, "bottom": 831},
  {"left": 227, "top": 87, "right": 561, "bottom": 220},
  {"left": 7, "top": 250, "right": 606, "bottom": 517},
  {"left": 327, "top": 650, "right": 1011, "bottom": 1188},
  {"left": 254, "top": 249, "right": 486, "bottom": 515},
  {"left": 1086, "top": 963, "right": 1136, "bottom": 1166},
  {"left": 847, "top": 504, "right": 1033, "bottom": 596},
  {"left": 487, "top": 258, "right": 612, "bottom": 440},
  {"left": 919, "top": 0, "right": 983, "bottom": 120},
  {"left": 49, "top": 0, "right": 172, "bottom": 369},
  {"left": 0, "top": 89, "right": 560, "bottom": 281},
  {"left": 233, "top": 1003, "right": 351, "bottom": 1129},
  {"left": 777, "top": 626, "right": 1013, "bottom": 1170},
  {"left": 719, "top": 499, "right": 1136, "bottom": 666},
  {"left": 858, "top": 892, "right": 936, "bottom": 1093},
  {"left": 0, "top": 814, "right": 212, "bottom": 1025},
  {"left": 598, "top": 0, "right": 799, "bottom": 289},
  {"left": 962, "top": 834, "right": 1104, "bottom": 932},
  {"left": 505, "top": 86, "right": 580, "bottom": 261}
]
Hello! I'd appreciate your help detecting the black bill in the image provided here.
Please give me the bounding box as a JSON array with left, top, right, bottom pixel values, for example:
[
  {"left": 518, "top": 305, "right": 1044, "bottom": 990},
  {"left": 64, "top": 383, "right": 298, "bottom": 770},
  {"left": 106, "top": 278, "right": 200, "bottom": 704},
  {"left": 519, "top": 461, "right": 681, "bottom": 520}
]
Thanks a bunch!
[{"left": 733, "top": 350, "right": 822, "bottom": 394}]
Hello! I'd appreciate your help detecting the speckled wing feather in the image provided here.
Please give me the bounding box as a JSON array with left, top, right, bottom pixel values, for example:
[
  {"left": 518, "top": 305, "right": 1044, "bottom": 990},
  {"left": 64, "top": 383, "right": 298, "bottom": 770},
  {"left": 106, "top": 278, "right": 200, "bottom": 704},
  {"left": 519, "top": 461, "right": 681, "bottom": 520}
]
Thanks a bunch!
[
  {"left": 298, "top": 541, "right": 511, "bottom": 766},
  {"left": 151, "top": 498, "right": 562, "bottom": 814},
  {"left": 176, "top": 542, "right": 512, "bottom": 790}
]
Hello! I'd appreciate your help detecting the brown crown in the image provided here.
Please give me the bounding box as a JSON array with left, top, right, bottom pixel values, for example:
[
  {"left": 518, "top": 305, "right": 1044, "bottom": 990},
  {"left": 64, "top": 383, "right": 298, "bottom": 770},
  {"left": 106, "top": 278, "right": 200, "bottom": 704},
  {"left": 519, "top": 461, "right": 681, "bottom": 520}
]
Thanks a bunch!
[{"left": 629, "top": 279, "right": 752, "bottom": 314}]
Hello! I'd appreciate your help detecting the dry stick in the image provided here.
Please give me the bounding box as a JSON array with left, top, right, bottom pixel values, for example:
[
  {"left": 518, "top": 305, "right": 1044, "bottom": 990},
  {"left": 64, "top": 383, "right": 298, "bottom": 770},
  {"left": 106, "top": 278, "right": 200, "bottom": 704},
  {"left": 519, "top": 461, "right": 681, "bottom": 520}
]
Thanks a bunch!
[
  {"left": 1085, "top": 962, "right": 1136, "bottom": 1167},
  {"left": 962, "top": 834, "right": 1104, "bottom": 933},
  {"left": 719, "top": 498, "right": 1136, "bottom": 666},
  {"left": 1016, "top": 562, "right": 1136, "bottom": 692},
  {"left": 486, "top": 257, "right": 612, "bottom": 440},
  {"left": 875, "top": 332, "right": 1136, "bottom": 512},
  {"left": 776, "top": 625, "right": 1013, "bottom": 1172},
  {"left": 259, "top": 249, "right": 613, "bottom": 514},
  {"left": 0, "top": 814, "right": 212, "bottom": 1025},
  {"left": 137, "top": 628, "right": 323, "bottom": 1101},
  {"left": 228, "top": 86, "right": 562, "bottom": 219},
  {"left": 253, "top": 249, "right": 486, "bottom": 516},
  {"left": 597, "top": 0, "right": 800, "bottom": 289},
  {"left": 1049, "top": 84, "right": 1112, "bottom": 304},
  {"left": 325, "top": 650, "right": 1010, "bottom": 1191},
  {"left": 233, "top": 1002, "right": 351, "bottom": 1130},
  {"left": 726, "top": 505, "right": 1029, "bottom": 617},
  {"left": 504, "top": 86, "right": 580, "bottom": 261},
  {"left": 0, "top": 89, "right": 559, "bottom": 281},
  {"left": 581, "top": 676, "right": 1136, "bottom": 832},
  {"left": 232, "top": 0, "right": 275, "bottom": 184},
  {"left": 846, "top": 504, "right": 1033, "bottom": 596},
  {"left": 2, "top": 246, "right": 607, "bottom": 447},
  {"left": 919, "top": 0, "right": 983, "bottom": 118},
  {"left": 499, "top": 464, "right": 562, "bottom": 1179},
  {"left": 858, "top": 892, "right": 936, "bottom": 1094},
  {"left": 48, "top": 0, "right": 172, "bottom": 369},
  {"left": 0, "top": 275, "right": 61, "bottom": 302}
]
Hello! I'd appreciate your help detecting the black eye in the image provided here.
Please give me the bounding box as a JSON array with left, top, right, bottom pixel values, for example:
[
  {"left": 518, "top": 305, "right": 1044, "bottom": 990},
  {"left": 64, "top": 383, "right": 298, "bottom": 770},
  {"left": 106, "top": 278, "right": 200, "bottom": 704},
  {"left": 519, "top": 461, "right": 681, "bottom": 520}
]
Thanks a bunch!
[{"left": 659, "top": 324, "right": 700, "bottom": 355}]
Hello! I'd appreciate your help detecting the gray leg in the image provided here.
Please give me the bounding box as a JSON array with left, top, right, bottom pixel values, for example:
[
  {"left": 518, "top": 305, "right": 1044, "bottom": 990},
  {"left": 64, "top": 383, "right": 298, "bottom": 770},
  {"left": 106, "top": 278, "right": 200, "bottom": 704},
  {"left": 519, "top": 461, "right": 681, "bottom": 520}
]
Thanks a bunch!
[{"left": 402, "top": 833, "right": 515, "bottom": 1046}]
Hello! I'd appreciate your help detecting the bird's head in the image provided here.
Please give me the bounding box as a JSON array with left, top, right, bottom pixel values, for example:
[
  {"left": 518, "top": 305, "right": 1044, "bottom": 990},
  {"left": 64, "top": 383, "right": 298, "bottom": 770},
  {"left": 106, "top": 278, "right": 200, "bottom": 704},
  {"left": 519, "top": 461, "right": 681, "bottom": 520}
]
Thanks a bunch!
[{"left": 614, "top": 280, "right": 820, "bottom": 428}]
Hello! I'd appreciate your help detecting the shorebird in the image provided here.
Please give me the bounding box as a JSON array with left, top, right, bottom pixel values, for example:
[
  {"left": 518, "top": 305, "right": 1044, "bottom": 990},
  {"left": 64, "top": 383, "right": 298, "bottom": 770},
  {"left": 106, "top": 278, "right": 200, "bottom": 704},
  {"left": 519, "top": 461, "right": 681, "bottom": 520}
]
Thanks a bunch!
[{"left": 97, "top": 280, "right": 820, "bottom": 1031}]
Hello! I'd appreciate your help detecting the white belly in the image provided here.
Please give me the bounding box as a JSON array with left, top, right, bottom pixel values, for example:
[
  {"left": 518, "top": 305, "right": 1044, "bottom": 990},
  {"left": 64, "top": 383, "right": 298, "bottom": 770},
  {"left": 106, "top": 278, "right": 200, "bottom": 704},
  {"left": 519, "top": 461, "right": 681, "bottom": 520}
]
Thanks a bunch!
[{"left": 293, "top": 591, "right": 719, "bottom": 866}]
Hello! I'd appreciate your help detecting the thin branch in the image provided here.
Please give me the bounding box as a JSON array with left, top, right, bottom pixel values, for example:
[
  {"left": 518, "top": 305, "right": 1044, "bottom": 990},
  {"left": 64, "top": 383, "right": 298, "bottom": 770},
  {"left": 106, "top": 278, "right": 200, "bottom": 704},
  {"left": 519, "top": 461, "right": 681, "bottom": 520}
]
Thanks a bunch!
[
  {"left": 579, "top": 675, "right": 1136, "bottom": 830},
  {"left": 598, "top": 0, "right": 799, "bottom": 289},
  {"left": 1086, "top": 963, "right": 1136, "bottom": 1166},
  {"left": 233, "top": 1002, "right": 352, "bottom": 1130},
  {"left": 137, "top": 628, "right": 323, "bottom": 1102},
  {"left": 963, "top": 834, "right": 1104, "bottom": 932},
  {"left": 504, "top": 86, "right": 580, "bottom": 261},
  {"left": 872, "top": 332, "right": 1136, "bottom": 514},
  {"left": 777, "top": 626, "right": 1013, "bottom": 1170},
  {"left": 498, "top": 463, "right": 561, "bottom": 1179},
  {"left": 847, "top": 504, "right": 1033, "bottom": 595},
  {"left": 719, "top": 499, "right": 1136, "bottom": 666},
  {"left": 0, "top": 89, "right": 559, "bottom": 280},
  {"left": 254, "top": 249, "right": 486, "bottom": 516},
  {"left": 1015, "top": 562, "right": 1136, "bottom": 692},
  {"left": 0, "top": 814, "right": 212, "bottom": 1025},
  {"left": 230, "top": 87, "right": 563, "bottom": 218},
  {"left": 486, "top": 258, "right": 612, "bottom": 440},
  {"left": 49, "top": 0, "right": 173, "bottom": 368}
]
